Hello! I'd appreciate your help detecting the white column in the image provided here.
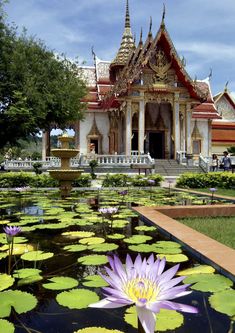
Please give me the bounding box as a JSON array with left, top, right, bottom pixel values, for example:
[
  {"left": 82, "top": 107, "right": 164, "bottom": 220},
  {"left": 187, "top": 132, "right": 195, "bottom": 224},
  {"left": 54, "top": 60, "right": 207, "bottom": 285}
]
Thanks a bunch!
[
  {"left": 125, "top": 101, "right": 132, "bottom": 155},
  {"left": 174, "top": 93, "right": 180, "bottom": 158},
  {"left": 208, "top": 119, "right": 212, "bottom": 156},
  {"left": 186, "top": 103, "right": 192, "bottom": 153},
  {"left": 42, "top": 131, "right": 47, "bottom": 160},
  {"left": 138, "top": 100, "right": 145, "bottom": 154}
]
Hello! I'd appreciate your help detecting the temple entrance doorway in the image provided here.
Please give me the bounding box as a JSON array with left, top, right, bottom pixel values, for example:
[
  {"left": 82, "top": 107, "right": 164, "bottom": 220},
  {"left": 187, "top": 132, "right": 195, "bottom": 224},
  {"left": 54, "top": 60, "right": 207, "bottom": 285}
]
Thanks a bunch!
[
  {"left": 131, "top": 131, "right": 138, "bottom": 151},
  {"left": 90, "top": 139, "right": 99, "bottom": 153},
  {"left": 148, "top": 131, "right": 165, "bottom": 159}
]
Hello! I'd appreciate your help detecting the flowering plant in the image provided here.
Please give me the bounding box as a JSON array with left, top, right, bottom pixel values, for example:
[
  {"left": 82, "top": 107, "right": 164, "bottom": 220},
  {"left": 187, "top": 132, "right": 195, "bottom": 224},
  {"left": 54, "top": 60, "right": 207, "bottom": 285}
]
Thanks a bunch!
[{"left": 90, "top": 254, "right": 197, "bottom": 333}]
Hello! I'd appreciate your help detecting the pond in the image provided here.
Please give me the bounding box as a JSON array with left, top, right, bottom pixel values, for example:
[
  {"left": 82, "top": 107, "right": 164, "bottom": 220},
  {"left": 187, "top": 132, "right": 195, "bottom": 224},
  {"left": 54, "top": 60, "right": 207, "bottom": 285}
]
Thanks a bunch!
[{"left": 0, "top": 188, "right": 234, "bottom": 333}]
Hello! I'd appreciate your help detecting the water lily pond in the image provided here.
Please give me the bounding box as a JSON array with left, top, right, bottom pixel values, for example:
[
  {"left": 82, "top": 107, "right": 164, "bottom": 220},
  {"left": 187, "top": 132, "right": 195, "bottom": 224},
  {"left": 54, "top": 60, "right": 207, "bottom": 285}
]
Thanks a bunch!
[{"left": 0, "top": 188, "right": 234, "bottom": 333}]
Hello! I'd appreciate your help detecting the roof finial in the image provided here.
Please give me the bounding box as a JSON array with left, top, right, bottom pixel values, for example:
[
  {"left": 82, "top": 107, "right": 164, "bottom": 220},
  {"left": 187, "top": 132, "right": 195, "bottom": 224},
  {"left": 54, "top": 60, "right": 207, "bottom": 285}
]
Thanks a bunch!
[
  {"left": 161, "top": 3, "right": 166, "bottom": 28},
  {"left": 224, "top": 81, "right": 229, "bottom": 92},
  {"left": 148, "top": 16, "right": 152, "bottom": 37},
  {"left": 139, "top": 27, "right": 143, "bottom": 45},
  {"left": 91, "top": 46, "right": 96, "bottom": 61},
  {"left": 125, "top": 0, "right": 130, "bottom": 28},
  {"left": 208, "top": 68, "right": 213, "bottom": 81}
]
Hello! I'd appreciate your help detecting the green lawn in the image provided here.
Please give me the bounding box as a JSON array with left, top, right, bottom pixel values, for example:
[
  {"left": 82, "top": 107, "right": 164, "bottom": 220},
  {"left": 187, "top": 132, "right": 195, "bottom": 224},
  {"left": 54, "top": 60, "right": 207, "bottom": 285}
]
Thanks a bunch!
[
  {"left": 187, "top": 188, "right": 235, "bottom": 198},
  {"left": 178, "top": 216, "right": 235, "bottom": 249}
]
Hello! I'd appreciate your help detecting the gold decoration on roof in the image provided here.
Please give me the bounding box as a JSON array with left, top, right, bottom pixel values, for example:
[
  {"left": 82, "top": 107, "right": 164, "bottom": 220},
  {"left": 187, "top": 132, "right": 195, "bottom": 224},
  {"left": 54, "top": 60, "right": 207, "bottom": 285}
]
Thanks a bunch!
[
  {"left": 112, "top": 0, "right": 135, "bottom": 66},
  {"left": 191, "top": 121, "right": 202, "bottom": 139},
  {"left": 149, "top": 50, "right": 172, "bottom": 81},
  {"left": 88, "top": 116, "right": 102, "bottom": 137}
]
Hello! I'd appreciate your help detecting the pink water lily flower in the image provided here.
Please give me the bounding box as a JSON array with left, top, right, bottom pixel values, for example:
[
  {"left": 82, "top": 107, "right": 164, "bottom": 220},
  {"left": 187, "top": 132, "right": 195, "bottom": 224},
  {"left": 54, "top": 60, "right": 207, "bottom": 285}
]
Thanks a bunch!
[{"left": 89, "top": 254, "right": 197, "bottom": 333}]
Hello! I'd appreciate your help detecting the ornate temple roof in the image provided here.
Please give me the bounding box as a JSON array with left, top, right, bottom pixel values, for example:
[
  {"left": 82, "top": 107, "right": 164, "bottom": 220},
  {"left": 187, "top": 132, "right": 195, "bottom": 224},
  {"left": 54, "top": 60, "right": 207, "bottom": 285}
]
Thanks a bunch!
[{"left": 111, "top": 0, "right": 135, "bottom": 67}]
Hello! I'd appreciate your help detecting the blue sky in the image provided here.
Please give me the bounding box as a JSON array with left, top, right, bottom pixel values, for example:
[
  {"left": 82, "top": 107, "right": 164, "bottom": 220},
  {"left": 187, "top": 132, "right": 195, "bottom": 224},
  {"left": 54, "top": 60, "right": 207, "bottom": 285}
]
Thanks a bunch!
[{"left": 5, "top": 0, "right": 235, "bottom": 97}]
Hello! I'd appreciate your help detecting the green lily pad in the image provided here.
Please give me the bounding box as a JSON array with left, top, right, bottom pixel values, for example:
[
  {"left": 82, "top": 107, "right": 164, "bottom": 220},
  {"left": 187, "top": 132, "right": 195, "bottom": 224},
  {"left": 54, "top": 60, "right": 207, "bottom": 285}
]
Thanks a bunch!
[
  {"left": 107, "top": 233, "right": 125, "bottom": 240},
  {"left": 154, "top": 247, "right": 182, "bottom": 254},
  {"left": 0, "top": 274, "right": 15, "bottom": 291},
  {"left": 18, "top": 275, "right": 43, "bottom": 286},
  {"left": 12, "top": 244, "right": 34, "bottom": 255},
  {"left": 135, "top": 226, "right": 156, "bottom": 232},
  {"left": 79, "top": 237, "right": 105, "bottom": 245},
  {"left": 157, "top": 254, "right": 188, "bottom": 263},
  {"left": 128, "top": 244, "right": 157, "bottom": 253},
  {"left": 56, "top": 289, "right": 99, "bottom": 309},
  {"left": 0, "top": 290, "right": 37, "bottom": 318},
  {"left": 112, "top": 220, "right": 129, "bottom": 228},
  {"left": 124, "top": 306, "right": 184, "bottom": 331},
  {"left": 0, "top": 252, "right": 8, "bottom": 261},
  {"left": 13, "top": 268, "right": 42, "bottom": 279},
  {"left": 78, "top": 254, "right": 108, "bottom": 266},
  {"left": 21, "top": 250, "right": 54, "bottom": 261},
  {"left": 43, "top": 277, "right": 78, "bottom": 290},
  {"left": 184, "top": 274, "right": 233, "bottom": 292},
  {"left": 0, "top": 319, "right": 15, "bottom": 333},
  {"left": 63, "top": 244, "right": 87, "bottom": 252},
  {"left": 88, "top": 243, "right": 118, "bottom": 252},
  {"left": 62, "top": 231, "right": 95, "bottom": 238},
  {"left": 123, "top": 235, "right": 152, "bottom": 244},
  {"left": 178, "top": 265, "right": 215, "bottom": 276},
  {"left": 155, "top": 241, "right": 181, "bottom": 248},
  {"left": 74, "top": 328, "right": 124, "bottom": 333},
  {"left": 82, "top": 275, "right": 109, "bottom": 288},
  {"left": 209, "top": 290, "right": 235, "bottom": 316}
]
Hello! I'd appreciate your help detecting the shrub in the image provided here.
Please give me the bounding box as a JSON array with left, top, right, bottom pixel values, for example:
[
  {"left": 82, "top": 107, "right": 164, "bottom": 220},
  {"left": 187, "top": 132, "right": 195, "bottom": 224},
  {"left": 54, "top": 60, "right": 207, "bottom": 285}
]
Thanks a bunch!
[
  {"left": 176, "top": 172, "right": 235, "bottom": 189},
  {"left": 72, "top": 174, "right": 91, "bottom": 187},
  {"left": 102, "top": 173, "right": 163, "bottom": 187}
]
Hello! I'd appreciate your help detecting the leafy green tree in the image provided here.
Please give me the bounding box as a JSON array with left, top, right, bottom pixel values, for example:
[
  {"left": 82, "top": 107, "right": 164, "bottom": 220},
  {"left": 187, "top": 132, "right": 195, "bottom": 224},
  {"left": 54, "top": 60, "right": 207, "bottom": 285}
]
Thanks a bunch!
[{"left": 0, "top": 4, "right": 87, "bottom": 149}]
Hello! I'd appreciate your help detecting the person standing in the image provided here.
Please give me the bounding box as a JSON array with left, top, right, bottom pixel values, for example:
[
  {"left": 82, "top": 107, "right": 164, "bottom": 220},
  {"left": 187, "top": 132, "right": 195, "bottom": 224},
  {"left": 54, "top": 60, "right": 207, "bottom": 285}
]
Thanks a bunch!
[
  {"left": 221, "top": 151, "right": 231, "bottom": 171},
  {"left": 211, "top": 154, "right": 218, "bottom": 171}
]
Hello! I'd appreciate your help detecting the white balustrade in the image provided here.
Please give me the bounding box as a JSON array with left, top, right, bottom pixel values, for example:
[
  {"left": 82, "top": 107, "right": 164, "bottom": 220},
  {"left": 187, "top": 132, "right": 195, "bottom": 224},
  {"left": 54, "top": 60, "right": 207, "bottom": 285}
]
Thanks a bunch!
[{"left": 4, "top": 153, "right": 154, "bottom": 171}]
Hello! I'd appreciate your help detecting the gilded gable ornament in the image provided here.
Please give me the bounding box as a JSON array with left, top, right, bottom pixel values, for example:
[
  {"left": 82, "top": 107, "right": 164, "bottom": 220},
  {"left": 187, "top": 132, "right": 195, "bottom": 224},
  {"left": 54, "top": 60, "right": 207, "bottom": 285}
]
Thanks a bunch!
[{"left": 149, "top": 50, "right": 172, "bottom": 82}]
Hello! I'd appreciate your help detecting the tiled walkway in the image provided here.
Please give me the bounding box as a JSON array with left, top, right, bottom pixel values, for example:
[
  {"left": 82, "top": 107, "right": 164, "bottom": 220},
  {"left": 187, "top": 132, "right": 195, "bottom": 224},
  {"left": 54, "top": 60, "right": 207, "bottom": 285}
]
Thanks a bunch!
[{"left": 134, "top": 206, "right": 235, "bottom": 281}]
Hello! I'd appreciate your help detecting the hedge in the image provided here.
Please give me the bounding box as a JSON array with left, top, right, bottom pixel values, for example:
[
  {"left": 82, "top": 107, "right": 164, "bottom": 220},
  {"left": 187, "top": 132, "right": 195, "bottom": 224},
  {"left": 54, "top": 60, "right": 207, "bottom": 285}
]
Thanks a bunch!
[
  {"left": 102, "top": 173, "right": 163, "bottom": 187},
  {"left": 0, "top": 172, "right": 91, "bottom": 188},
  {"left": 176, "top": 172, "right": 235, "bottom": 189}
]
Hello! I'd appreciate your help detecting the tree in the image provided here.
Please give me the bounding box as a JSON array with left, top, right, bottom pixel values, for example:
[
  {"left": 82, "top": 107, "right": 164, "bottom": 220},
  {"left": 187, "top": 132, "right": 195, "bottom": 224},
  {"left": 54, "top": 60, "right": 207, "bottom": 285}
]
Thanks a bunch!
[{"left": 0, "top": 4, "right": 87, "bottom": 149}]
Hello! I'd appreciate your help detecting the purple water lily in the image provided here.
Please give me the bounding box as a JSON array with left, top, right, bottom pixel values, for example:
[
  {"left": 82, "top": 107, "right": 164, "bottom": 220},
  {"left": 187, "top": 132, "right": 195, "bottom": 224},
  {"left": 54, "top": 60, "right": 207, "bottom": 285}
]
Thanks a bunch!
[
  {"left": 209, "top": 188, "right": 217, "bottom": 192},
  {"left": 118, "top": 190, "right": 128, "bottom": 196},
  {"left": 3, "top": 226, "right": 21, "bottom": 237},
  {"left": 15, "top": 186, "right": 30, "bottom": 192},
  {"left": 147, "top": 179, "right": 155, "bottom": 185},
  {"left": 98, "top": 207, "right": 118, "bottom": 217},
  {"left": 89, "top": 254, "right": 197, "bottom": 333}
]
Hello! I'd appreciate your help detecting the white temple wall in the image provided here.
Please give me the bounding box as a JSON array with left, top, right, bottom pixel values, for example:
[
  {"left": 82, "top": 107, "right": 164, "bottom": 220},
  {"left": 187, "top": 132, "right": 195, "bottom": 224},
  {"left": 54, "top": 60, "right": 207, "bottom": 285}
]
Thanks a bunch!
[
  {"left": 190, "top": 119, "right": 209, "bottom": 156},
  {"left": 79, "top": 112, "right": 110, "bottom": 154}
]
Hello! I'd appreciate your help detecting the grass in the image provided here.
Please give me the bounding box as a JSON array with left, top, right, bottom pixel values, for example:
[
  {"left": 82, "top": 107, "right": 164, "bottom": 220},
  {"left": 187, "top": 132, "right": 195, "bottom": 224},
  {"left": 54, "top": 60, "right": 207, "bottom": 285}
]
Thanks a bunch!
[
  {"left": 183, "top": 188, "right": 235, "bottom": 198},
  {"left": 178, "top": 216, "right": 235, "bottom": 249}
]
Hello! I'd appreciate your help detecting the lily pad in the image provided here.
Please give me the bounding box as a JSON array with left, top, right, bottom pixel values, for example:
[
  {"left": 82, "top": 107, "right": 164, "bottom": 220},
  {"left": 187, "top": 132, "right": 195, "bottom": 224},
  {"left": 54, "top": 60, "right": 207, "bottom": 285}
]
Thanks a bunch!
[
  {"left": 128, "top": 244, "right": 157, "bottom": 253},
  {"left": 12, "top": 244, "right": 34, "bottom": 255},
  {"left": 21, "top": 250, "right": 54, "bottom": 261},
  {"left": 209, "top": 290, "right": 235, "bottom": 316},
  {"left": 178, "top": 265, "right": 215, "bottom": 276},
  {"left": 74, "top": 328, "right": 124, "bottom": 333},
  {"left": 18, "top": 275, "right": 43, "bottom": 286},
  {"left": 0, "top": 319, "right": 15, "bottom": 333},
  {"left": 79, "top": 237, "right": 105, "bottom": 245},
  {"left": 157, "top": 254, "right": 188, "bottom": 263},
  {"left": 154, "top": 246, "right": 182, "bottom": 254},
  {"left": 88, "top": 243, "right": 118, "bottom": 252},
  {"left": 124, "top": 306, "right": 184, "bottom": 331},
  {"left": 123, "top": 235, "right": 152, "bottom": 244},
  {"left": 56, "top": 289, "right": 99, "bottom": 309},
  {"left": 62, "top": 231, "right": 95, "bottom": 238},
  {"left": 0, "top": 252, "right": 8, "bottom": 261},
  {"left": 135, "top": 225, "right": 156, "bottom": 232},
  {"left": 78, "top": 255, "right": 108, "bottom": 266},
  {"left": 0, "top": 274, "right": 15, "bottom": 291},
  {"left": 107, "top": 233, "right": 125, "bottom": 240},
  {"left": 13, "top": 268, "right": 42, "bottom": 279},
  {"left": 155, "top": 241, "right": 181, "bottom": 248},
  {"left": 63, "top": 244, "right": 87, "bottom": 252},
  {"left": 43, "top": 277, "right": 78, "bottom": 290},
  {"left": 184, "top": 274, "right": 233, "bottom": 292},
  {"left": 82, "top": 275, "right": 109, "bottom": 288},
  {"left": 0, "top": 290, "right": 37, "bottom": 318}
]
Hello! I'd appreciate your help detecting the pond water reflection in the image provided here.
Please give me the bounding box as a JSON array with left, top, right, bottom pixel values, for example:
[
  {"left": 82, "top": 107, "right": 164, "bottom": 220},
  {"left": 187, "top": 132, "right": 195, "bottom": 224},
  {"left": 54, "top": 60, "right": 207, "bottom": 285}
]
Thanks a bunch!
[{"left": 0, "top": 189, "right": 234, "bottom": 333}]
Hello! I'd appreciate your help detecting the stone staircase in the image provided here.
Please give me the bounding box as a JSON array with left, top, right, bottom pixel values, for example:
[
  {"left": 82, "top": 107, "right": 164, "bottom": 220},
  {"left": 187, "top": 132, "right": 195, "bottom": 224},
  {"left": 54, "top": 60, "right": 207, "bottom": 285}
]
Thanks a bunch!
[{"left": 154, "top": 159, "right": 203, "bottom": 176}]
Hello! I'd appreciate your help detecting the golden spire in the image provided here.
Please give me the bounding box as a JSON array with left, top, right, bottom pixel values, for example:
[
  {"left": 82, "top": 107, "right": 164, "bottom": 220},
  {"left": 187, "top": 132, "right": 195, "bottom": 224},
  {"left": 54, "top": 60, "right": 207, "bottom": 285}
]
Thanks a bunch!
[
  {"left": 148, "top": 16, "right": 152, "bottom": 38},
  {"left": 224, "top": 81, "right": 229, "bottom": 92},
  {"left": 111, "top": 0, "right": 135, "bottom": 66},
  {"left": 139, "top": 28, "right": 143, "bottom": 45},
  {"left": 161, "top": 3, "right": 166, "bottom": 29},
  {"left": 125, "top": 0, "right": 130, "bottom": 28}
]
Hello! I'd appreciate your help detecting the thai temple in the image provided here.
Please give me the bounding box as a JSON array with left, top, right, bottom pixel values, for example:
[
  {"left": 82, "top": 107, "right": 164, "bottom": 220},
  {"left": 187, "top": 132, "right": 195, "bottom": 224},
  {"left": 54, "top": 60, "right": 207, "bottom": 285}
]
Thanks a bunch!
[{"left": 41, "top": 1, "right": 235, "bottom": 161}]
